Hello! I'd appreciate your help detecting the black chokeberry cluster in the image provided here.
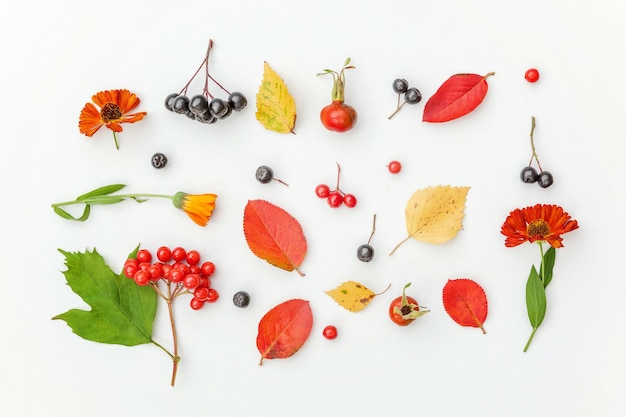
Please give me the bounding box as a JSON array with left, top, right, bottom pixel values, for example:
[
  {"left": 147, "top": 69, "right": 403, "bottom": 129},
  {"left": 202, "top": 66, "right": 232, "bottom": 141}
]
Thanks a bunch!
[
  {"left": 520, "top": 116, "right": 554, "bottom": 188},
  {"left": 389, "top": 78, "right": 422, "bottom": 119},
  {"left": 165, "top": 39, "right": 247, "bottom": 125}
]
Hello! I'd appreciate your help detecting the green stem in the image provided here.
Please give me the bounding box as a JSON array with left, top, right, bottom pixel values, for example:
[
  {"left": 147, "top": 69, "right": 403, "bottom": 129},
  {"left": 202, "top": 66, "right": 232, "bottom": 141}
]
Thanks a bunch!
[
  {"left": 50, "top": 193, "right": 174, "bottom": 208},
  {"left": 538, "top": 241, "right": 545, "bottom": 285},
  {"left": 112, "top": 131, "right": 119, "bottom": 150},
  {"left": 523, "top": 327, "right": 538, "bottom": 352},
  {"left": 151, "top": 339, "right": 174, "bottom": 359}
]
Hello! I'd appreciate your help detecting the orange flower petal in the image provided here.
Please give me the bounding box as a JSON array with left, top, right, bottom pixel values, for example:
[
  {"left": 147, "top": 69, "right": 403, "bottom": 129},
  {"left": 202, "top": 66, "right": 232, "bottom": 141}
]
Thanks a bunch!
[
  {"left": 501, "top": 204, "right": 578, "bottom": 248},
  {"left": 78, "top": 102, "right": 105, "bottom": 136}
]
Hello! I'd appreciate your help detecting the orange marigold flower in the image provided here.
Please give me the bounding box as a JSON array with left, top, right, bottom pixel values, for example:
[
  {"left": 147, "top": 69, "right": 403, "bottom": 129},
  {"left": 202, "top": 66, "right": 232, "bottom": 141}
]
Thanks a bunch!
[
  {"left": 501, "top": 204, "right": 579, "bottom": 248},
  {"left": 173, "top": 192, "right": 218, "bottom": 226},
  {"left": 78, "top": 89, "right": 147, "bottom": 149}
]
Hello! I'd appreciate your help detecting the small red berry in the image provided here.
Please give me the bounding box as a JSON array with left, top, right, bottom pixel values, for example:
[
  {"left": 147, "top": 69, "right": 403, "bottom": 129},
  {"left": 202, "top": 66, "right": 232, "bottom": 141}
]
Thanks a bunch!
[
  {"left": 323, "top": 325, "right": 338, "bottom": 340},
  {"left": 315, "top": 184, "right": 331, "bottom": 198},
  {"left": 525, "top": 68, "right": 540, "bottom": 83},
  {"left": 174, "top": 263, "right": 190, "bottom": 276},
  {"left": 327, "top": 191, "right": 344, "bottom": 208},
  {"left": 133, "top": 270, "right": 151, "bottom": 286},
  {"left": 136, "top": 249, "right": 152, "bottom": 263},
  {"left": 201, "top": 261, "right": 215, "bottom": 277},
  {"left": 156, "top": 246, "right": 171, "bottom": 262},
  {"left": 190, "top": 297, "right": 205, "bottom": 310},
  {"left": 171, "top": 247, "right": 187, "bottom": 262},
  {"left": 169, "top": 268, "right": 184, "bottom": 283},
  {"left": 387, "top": 160, "right": 402, "bottom": 174},
  {"left": 124, "top": 263, "right": 138, "bottom": 279},
  {"left": 194, "top": 286, "right": 210, "bottom": 301},
  {"left": 185, "top": 250, "right": 201, "bottom": 266},
  {"left": 183, "top": 273, "right": 201, "bottom": 289},
  {"left": 206, "top": 288, "right": 219, "bottom": 303},
  {"left": 147, "top": 264, "right": 163, "bottom": 281},
  {"left": 343, "top": 194, "right": 357, "bottom": 208}
]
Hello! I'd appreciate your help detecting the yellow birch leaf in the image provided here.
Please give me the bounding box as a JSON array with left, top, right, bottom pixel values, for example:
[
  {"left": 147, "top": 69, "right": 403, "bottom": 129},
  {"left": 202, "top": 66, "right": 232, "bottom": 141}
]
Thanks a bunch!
[
  {"left": 325, "top": 281, "right": 389, "bottom": 312},
  {"left": 389, "top": 185, "right": 470, "bottom": 255},
  {"left": 255, "top": 61, "right": 297, "bottom": 134}
]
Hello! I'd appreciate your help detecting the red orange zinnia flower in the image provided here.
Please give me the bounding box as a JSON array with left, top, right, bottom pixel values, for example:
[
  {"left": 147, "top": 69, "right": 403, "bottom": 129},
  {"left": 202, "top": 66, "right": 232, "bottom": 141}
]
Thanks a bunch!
[
  {"left": 501, "top": 204, "right": 579, "bottom": 248},
  {"left": 78, "top": 89, "right": 147, "bottom": 149},
  {"left": 173, "top": 192, "right": 218, "bottom": 226}
]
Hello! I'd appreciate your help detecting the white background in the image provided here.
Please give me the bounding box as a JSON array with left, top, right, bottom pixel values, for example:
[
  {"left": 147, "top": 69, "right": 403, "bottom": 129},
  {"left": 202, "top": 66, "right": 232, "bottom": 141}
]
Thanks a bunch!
[{"left": 1, "top": 0, "right": 625, "bottom": 416}]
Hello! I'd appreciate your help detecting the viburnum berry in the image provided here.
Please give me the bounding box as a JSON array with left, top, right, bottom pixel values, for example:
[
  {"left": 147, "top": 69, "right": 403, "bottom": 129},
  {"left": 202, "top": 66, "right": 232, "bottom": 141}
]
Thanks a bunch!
[
  {"left": 323, "top": 325, "right": 338, "bottom": 340},
  {"left": 190, "top": 297, "right": 205, "bottom": 310},
  {"left": 183, "top": 273, "right": 201, "bottom": 289},
  {"left": 185, "top": 250, "right": 201, "bottom": 266},
  {"left": 169, "top": 269, "right": 185, "bottom": 283},
  {"left": 201, "top": 261, "right": 215, "bottom": 277},
  {"left": 327, "top": 191, "right": 344, "bottom": 208},
  {"left": 134, "top": 270, "right": 151, "bottom": 286},
  {"left": 156, "top": 246, "right": 171, "bottom": 262},
  {"left": 171, "top": 247, "right": 187, "bottom": 262},
  {"left": 318, "top": 163, "right": 357, "bottom": 209},
  {"left": 194, "top": 287, "right": 210, "bottom": 301},
  {"left": 343, "top": 194, "right": 357, "bottom": 208},
  {"left": 174, "top": 263, "right": 190, "bottom": 276},
  {"left": 124, "top": 263, "right": 138, "bottom": 279},
  {"left": 315, "top": 184, "right": 331, "bottom": 198},
  {"left": 206, "top": 288, "right": 219, "bottom": 303},
  {"left": 136, "top": 249, "right": 152, "bottom": 263},
  {"left": 525, "top": 68, "right": 540, "bottom": 83},
  {"left": 387, "top": 160, "right": 402, "bottom": 174},
  {"left": 147, "top": 264, "right": 163, "bottom": 281}
]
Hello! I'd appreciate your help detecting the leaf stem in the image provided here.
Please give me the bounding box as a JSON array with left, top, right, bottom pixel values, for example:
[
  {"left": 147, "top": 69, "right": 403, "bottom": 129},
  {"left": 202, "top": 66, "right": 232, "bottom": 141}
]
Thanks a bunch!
[
  {"left": 388, "top": 235, "right": 411, "bottom": 256},
  {"left": 151, "top": 339, "right": 174, "bottom": 359},
  {"left": 523, "top": 327, "right": 538, "bottom": 352}
]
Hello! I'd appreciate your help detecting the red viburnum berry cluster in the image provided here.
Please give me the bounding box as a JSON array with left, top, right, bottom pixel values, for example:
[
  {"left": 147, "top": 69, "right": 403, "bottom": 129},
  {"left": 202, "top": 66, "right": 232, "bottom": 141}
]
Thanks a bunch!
[
  {"left": 315, "top": 162, "right": 357, "bottom": 208},
  {"left": 123, "top": 246, "right": 218, "bottom": 310}
]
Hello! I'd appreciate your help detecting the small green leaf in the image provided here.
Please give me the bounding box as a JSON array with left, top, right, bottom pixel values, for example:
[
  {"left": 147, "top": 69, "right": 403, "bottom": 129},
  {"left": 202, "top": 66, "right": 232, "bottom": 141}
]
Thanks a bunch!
[
  {"left": 82, "top": 195, "right": 125, "bottom": 205},
  {"left": 53, "top": 205, "right": 91, "bottom": 222},
  {"left": 343, "top": 57, "right": 351, "bottom": 66},
  {"left": 77, "top": 184, "right": 126, "bottom": 201},
  {"left": 541, "top": 247, "right": 556, "bottom": 288},
  {"left": 52, "top": 246, "right": 157, "bottom": 346},
  {"left": 130, "top": 197, "right": 149, "bottom": 203},
  {"left": 526, "top": 265, "right": 547, "bottom": 329}
]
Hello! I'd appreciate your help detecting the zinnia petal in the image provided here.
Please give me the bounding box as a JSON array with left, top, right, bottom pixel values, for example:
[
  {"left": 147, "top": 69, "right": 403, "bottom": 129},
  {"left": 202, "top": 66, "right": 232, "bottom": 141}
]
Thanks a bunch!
[
  {"left": 173, "top": 192, "right": 218, "bottom": 226},
  {"left": 78, "top": 102, "right": 105, "bottom": 136},
  {"left": 501, "top": 204, "right": 578, "bottom": 248}
]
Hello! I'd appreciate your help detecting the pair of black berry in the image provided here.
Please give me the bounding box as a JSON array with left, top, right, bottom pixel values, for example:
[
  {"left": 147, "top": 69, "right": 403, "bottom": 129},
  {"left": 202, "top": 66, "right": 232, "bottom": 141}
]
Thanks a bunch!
[
  {"left": 389, "top": 79, "right": 422, "bottom": 119},
  {"left": 520, "top": 166, "right": 553, "bottom": 188},
  {"left": 165, "top": 91, "right": 247, "bottom": 124}
]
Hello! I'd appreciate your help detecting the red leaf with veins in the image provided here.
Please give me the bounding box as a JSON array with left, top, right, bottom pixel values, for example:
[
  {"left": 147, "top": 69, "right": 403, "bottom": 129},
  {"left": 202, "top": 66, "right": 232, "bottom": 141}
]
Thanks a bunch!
[
  {"left": 442, "top": 278, "right": 488, "bottom": 334},
  {"left": 256, "top": 299, "right": 313, "bottom": 365},
  {"left": 423, "top": 72, "right": 494, "bottom": 123}
]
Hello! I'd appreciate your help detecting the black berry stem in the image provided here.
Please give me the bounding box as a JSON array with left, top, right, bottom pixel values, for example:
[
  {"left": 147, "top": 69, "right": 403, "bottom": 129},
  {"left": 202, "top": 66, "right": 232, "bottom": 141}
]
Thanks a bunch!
[
  {"left": 388, "top": 100, "right": 407, "bottom": 119},
  {"left": 180, "top": 40, "right": 212, "bottom": 96},
  {"left": 367, "top": 214, "right": 377, "bottom": 244},
  {"left": 528, "top": 116, "right": 544, "bottom": 172}
]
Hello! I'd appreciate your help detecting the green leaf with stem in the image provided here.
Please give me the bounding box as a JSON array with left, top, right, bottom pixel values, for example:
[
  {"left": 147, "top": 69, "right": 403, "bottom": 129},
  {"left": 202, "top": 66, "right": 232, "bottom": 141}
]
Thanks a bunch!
[
  {"left": 54, "top": 205, "right": 91, "bottom": 222},
  {"left": 524, "top": 265, "right": 547, "bottom": 352},
  {"left": 77, "top": 184, "right": 126, "bottom": 201}
]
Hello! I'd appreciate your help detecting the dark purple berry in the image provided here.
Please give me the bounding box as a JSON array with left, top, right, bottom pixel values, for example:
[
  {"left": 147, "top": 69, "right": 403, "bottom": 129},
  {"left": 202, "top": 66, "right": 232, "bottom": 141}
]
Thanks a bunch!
[
  {"left": 537, "top": 171, "right": 554, "bottom": 188},
  {"left": 520, "top": 166, "right": 539, "bottom": 183}
]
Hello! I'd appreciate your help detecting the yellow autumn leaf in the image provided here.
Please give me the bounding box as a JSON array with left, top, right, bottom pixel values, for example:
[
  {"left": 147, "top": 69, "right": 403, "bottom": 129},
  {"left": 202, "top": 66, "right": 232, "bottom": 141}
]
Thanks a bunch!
[
  {"left": 255, "top": 61, "right": 296, "bottom": 134},
  {"left": 325, "top": 281, "right": 389, "bottom": 312},
  {"left": 389, "top": 185, "right": 470, "bottom": 255}
]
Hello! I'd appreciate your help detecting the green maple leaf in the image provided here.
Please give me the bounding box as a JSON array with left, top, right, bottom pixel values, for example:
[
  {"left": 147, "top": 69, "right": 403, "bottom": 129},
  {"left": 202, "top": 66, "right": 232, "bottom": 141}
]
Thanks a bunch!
[{"left": 53, "top": 247, "right": 157, "bottom": 346}]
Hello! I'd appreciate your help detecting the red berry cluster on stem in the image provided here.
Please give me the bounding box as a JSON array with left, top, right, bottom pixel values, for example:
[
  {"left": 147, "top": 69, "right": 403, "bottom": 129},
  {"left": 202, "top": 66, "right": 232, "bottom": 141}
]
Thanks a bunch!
[
  {"left": 314, "top": 162, "right": 357, "bottom": 208},
  {"left": 123, "top": 246, "right": 218, "bottom": 311}
]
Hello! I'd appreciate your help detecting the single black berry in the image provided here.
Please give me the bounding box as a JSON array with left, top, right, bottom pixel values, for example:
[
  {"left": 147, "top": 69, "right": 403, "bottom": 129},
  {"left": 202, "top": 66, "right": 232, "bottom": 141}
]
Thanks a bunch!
[
  {"left": 189, "top": 94, "right": 209, "bottom": 115},
  {"left": 151, "top": 153, "right": 168, "bottom": 169},
  {"left": 392, "top": 79, "right": 409, "bottom": 94},
  {"left": 171, "top": 95, "right": 190, "bottom": 114},
  {"left": 228, "top": 92, "right": 247, "bottom": 112},
  {"left": 164, "top": 93, "right": 179, "bottom": 111},
  {"left": 404, "top": 87, "right": 422, "bottom": 104},
  {"left": 520, "top": 166, "right": 539, "bottom": 183},
  {"left": 256, "top": 165, "right": 274, "bottom": 184},
  {"left": 219, "top": 101, "right": 233, "bottom": 120},
  {"left": 195, "top": 111, "right": 217, "bottom": 124},
  {"left": 356, "top": 244, "right": 374, "bottom": 262},
  {"left": 233, "top": 291, "right": 250, "bottom": 308},
  {"left": 537, "top": 171, "right": 554, "bottom": 188},
  {"left": 209, "top": 98, "right": 229, "bottom": 119}
]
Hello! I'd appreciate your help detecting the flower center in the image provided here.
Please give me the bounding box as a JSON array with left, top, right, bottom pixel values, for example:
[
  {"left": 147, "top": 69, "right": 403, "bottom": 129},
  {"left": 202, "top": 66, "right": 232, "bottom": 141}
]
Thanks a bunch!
[
  {"left": 100, "top": 102, "right": 122, "bottom": 123},
  {"left": 527, "top": 219, "right": 550, "bottom": 238}
]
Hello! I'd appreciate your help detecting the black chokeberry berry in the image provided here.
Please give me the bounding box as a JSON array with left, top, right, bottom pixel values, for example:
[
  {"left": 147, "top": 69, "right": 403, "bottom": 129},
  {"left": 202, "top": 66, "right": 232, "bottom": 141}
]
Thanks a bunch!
[
  {"left": 189, "top": 94, "right": 209, "bottom": 115},
  {"left": 171, "top": 95, "right": 190, "bottom": 114},
  {"left": 151, "top": 153, "right": 168, "bottom": 169},
  {"left": 233, "top": 291, "right": 250, "bottom": 308},
  {"left": 228, "top": 92, "right": 247, "bottom": 112},
  {"left": 195, "top": 111, "right": 217, "bottom": 124},
  {"left": 537, "top": 171, "right": 554, "bottom": 188},
  {"left": 164, "top": 93, "right": 179, "bottom": 111},
  {"left": 356, "top": 244, "right": 374, "bottom": 262},
  {"left": 520, "top": 166, "right": 539, "bottom": 183},
  {"left": 404, "top": 87, "right": 422, "bottom": 104},
  {"left": 255, "top": 165, "right": 274, "bottom": 183},
  {"left": 209, "top": 98, "right": 229, "bottom": 119},
  {"left": 392, "top": 78, "right": 409, "bottom": 94}
]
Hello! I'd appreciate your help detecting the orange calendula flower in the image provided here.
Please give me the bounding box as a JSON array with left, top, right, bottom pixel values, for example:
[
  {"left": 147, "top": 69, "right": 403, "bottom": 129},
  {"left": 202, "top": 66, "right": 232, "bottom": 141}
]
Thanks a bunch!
[
  {"left": 501, "top": 203, "right": 579, "bottom": 248},
  {"left": 78, "top": 89, "right": 147, "bottom": 149},
  {"left": 173, "top": 192, "right": 218, "bottom": 226}
]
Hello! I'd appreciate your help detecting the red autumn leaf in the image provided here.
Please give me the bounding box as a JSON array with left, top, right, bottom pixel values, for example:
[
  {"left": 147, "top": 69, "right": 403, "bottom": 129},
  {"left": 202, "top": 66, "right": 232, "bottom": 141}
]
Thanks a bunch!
[
  {"left": 256, "top": 299, "right": 313, "bottom": 365},
  {"left": 422, "top": 72, "right": 495, "bottom": 123},
  {"left": 243, "top": 199, "right": 307, "bottom": 276},
  {"left": 442, "top": 278, "right": 488, "bottom": 334}
]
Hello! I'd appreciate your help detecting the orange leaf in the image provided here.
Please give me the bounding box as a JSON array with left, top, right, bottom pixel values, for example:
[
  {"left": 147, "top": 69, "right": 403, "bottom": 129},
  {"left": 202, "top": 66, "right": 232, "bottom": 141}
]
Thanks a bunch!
[
  {"left": 423, "top": 72, "right": 494, "bottom": 123},
  {"left": 243, "top": 199, "right": 307, "bottom": 276},
  {"left": 256, "top": 299, "right": 313, "bottom": 365},
  {"left": 442, "top": 278, "right": 488, "bottom": 334}
]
